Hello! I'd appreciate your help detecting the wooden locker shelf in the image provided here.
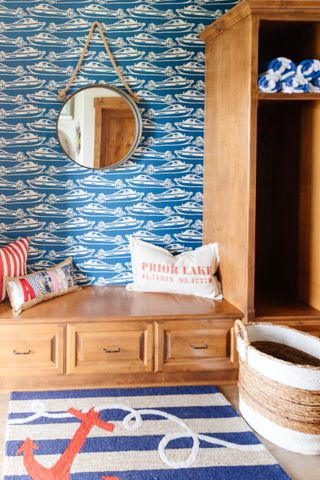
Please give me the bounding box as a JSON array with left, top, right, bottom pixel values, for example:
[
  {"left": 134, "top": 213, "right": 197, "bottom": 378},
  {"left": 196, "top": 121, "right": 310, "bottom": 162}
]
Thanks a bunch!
[{"left": 201, "top": 0, "right": 320, "bottom": 335}]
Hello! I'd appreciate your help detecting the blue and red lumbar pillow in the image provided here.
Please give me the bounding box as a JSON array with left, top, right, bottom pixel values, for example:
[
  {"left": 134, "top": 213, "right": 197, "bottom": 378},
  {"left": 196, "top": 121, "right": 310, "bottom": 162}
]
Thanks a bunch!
[{"left": 5, "top": 256, "right": 79, "bottom": 315}]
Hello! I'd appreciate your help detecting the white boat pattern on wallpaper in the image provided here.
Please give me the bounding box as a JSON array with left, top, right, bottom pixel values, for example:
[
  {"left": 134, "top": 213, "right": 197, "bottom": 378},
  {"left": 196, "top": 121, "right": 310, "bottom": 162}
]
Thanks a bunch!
[
  {"left": 0, "top": 178, "right": 24, "bottom": 190},
  {"left": 0, "top": 0, "right": 237, "bottom": 284}
]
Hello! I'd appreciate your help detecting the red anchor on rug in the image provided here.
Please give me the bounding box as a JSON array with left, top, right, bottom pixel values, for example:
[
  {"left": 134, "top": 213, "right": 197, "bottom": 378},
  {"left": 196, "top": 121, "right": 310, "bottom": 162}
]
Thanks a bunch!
[
  {"left": 15, "top": 407, "right": 118, "bottom": 480},
  {"left": 101, "top": 478, "right": 120, "bottom": 480}
]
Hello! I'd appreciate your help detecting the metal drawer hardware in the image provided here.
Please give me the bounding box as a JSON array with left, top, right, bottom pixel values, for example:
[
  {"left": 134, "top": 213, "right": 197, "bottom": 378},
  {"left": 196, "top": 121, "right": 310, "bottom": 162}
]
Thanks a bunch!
[
  {"left": 190, "top": 344, "right": 208, "bottom": 350},
  {"left": 103, "top": 347, "right": 120, "bottom": 353},
  {"left": 13, "top": 349, "right": 32, "bottom": 355}
]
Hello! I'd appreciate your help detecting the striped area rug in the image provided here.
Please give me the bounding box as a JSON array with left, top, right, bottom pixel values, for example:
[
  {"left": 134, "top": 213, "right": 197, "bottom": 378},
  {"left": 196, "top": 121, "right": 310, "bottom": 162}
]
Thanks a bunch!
[{"left": 3, "top": 385, "right": 291, "bottom": 480}]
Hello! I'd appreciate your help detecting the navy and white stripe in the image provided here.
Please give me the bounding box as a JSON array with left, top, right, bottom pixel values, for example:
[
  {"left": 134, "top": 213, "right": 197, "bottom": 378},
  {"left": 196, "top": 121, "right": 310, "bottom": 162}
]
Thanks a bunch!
[{"left": 3, "top": 385, "right": 291, "bottom": 480}]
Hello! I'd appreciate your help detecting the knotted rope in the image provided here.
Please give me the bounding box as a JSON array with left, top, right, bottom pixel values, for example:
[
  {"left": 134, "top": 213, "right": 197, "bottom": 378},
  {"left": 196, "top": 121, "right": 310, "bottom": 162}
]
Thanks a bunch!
[{"left": 57, "top": 21, "right": 139, "bottom": 103}]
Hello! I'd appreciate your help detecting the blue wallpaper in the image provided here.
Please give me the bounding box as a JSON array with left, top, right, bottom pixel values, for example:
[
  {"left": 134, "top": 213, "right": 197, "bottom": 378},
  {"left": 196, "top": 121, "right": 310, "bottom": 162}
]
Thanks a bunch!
[{"left": 0, "top": 0, "right": 238, "bottom": 286}]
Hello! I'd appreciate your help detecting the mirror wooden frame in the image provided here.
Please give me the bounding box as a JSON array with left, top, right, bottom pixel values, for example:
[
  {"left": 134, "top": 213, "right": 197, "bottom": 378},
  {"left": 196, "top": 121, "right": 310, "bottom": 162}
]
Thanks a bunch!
[{"left": 56, "top": 84, "right": 142, "bottom": 170}]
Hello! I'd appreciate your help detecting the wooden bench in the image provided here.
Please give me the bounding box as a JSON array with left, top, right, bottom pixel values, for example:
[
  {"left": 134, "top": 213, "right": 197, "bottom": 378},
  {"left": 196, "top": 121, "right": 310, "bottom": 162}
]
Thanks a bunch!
[{"left": 0, "top": 286, "right": 242, "bottom": 390}]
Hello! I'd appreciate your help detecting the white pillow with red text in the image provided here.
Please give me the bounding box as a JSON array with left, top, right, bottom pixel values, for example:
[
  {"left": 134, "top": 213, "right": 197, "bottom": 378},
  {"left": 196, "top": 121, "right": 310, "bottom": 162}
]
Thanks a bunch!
[{"left": 127, "top": 237, "right": 222, "bottom": 299}]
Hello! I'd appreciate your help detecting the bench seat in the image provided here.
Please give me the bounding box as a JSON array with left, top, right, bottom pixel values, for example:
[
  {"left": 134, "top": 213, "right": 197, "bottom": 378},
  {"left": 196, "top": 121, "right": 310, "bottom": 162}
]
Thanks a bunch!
[{"left": 0, "top": 286, "right": 242, "bottom": 390}]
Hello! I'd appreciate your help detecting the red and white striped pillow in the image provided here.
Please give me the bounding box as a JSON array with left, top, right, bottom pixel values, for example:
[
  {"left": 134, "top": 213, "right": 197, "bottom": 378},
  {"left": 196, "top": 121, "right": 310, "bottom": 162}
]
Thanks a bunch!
[{"left": 0, "top": 238, "right": 29, "bottom": 301}]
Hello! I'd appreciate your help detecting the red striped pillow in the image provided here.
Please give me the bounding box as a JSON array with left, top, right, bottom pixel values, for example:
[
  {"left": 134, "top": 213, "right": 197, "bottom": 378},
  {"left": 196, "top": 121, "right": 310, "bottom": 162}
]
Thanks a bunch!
[{"left": 0, "top": 238, "right": 29, "bottom": 301}]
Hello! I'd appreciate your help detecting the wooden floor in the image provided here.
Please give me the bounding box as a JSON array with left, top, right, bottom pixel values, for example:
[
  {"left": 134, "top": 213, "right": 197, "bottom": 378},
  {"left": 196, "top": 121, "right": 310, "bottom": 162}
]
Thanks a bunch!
[{"left": 0, "top": 386, "right": 319, "bottom": 479}]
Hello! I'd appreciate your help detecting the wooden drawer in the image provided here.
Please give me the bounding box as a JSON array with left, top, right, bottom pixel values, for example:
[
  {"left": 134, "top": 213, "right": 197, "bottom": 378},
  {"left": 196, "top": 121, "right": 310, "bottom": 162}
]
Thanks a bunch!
[
  {"left": 155, "top": 319, "right": 236, "bottom": 372},
  {"left": 0, "top": 324, "right": 63, "bottom": 376},
  {"left": 67, "top": 321, "right": 153, "bottom": 374}
]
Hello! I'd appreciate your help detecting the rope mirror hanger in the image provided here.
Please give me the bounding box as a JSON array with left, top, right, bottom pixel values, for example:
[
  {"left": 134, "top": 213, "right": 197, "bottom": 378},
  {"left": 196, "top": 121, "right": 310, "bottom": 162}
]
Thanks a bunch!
[{"left": 57, "top": 21, "right": 140, "bottom": 104}]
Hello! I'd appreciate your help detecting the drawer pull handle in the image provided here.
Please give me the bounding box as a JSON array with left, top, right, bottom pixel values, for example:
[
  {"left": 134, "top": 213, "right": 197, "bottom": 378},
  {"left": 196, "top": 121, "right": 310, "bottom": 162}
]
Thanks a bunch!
[
  {"left": 13, "top": 349, "right": 31, "bottom": 356},
  {"left": 103, "top": 347, "right": 120, "bottom": 353},
  {"left": 190, "top": 344, "right": 208, "bottom": 350}
]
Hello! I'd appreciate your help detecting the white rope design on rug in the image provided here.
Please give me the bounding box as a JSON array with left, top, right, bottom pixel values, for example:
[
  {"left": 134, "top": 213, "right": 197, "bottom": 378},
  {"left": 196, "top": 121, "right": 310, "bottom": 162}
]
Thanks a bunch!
[{"left": 9, "top": 400, "right": 264, "bottom": 469}]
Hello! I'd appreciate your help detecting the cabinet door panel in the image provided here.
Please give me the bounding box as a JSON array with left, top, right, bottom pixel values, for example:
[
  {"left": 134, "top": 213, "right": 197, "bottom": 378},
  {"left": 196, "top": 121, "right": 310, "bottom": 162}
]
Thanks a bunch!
[
  {"left": 67, "top": 322, "right": 153, "bottom": 374},
  {"left": 0, "top": 324, "right": 63, "bottom": 376},
  {"left": 155, "top": 319, "right": 237, "bottom": 372}
]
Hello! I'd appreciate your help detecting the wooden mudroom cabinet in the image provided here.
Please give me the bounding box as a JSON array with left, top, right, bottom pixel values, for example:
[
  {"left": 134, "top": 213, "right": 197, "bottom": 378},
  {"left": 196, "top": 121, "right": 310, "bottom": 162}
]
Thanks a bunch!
[
  {"left": 201, "top": 0, "right": 320, "bottom": 336},
  {"left": 0, "top": 287, "right": 241, "bottom": 389}
]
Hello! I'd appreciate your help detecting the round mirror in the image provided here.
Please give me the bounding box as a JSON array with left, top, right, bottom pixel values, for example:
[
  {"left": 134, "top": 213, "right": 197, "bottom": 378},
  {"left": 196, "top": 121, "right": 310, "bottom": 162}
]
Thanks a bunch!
[{"left": 57, "top": 85, "right": 142, "bottom": 170}]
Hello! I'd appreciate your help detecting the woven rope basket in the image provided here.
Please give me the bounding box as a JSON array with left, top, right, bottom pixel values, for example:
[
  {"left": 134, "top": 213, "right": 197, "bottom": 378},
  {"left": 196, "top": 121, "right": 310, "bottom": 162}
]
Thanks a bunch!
[{"left": 235, "top": 320, "right": 320, "bottom": 455}]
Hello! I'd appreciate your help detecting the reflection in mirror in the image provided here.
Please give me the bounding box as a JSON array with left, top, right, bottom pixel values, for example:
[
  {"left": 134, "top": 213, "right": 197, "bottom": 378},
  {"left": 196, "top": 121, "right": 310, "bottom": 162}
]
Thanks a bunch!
[{"left": 57, "top": 85, "right": 141, "bottom": 170}]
